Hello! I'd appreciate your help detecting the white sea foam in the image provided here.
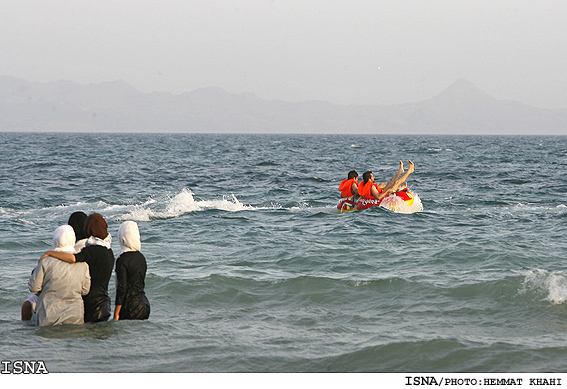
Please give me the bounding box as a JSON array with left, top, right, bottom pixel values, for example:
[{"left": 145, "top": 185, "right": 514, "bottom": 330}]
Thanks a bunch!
[
  {"left": 119, "top": 188, "right": 253, "bottom": 221},
  {"left": 3, "top": 189, "right": 258, "bottom": 224},
  {"left": 505, "top": 202, "right": 567, "bottom": 217},
  {"left": 14, "top": 218, "right": 37, "bottom": 225},
  {"left": 521, "top": 269, "right": 567, "bottom": 304}
]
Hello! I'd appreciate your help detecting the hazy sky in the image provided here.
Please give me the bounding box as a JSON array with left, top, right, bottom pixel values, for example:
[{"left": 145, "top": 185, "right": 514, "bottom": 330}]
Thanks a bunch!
[{"left": 1, "top": 1, "right": 566, "bottom": 109}]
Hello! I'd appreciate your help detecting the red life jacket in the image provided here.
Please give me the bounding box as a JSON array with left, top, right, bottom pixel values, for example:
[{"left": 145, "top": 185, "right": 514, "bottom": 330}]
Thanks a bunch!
[
  {"left": 339, "top": 178, "right": 358, "bottom": 198},
  {"left": 358, "top": 181, "right": 383, "bottom": 199}
]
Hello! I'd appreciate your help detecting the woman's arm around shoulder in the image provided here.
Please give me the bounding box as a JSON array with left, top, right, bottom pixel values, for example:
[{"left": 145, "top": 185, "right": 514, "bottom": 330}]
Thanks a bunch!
[{"left": 40, "top": 251, "right": 76, "bottom": 263}]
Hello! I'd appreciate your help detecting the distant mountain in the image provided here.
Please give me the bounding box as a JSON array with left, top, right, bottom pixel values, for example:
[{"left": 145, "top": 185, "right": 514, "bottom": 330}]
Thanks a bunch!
[{"left": 1, "top": 75, "right": 565, "bottom": 134}]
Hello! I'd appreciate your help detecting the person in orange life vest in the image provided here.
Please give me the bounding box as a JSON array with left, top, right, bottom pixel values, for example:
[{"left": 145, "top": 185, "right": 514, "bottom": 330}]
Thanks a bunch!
[
  {"left": 358, "top": 171, "right": 392, "bottom": 201},
  {"left": 339, "top": 170, "right": 359, "bottom": 198},
  {"left": 359, "top": 160, "right": 415, "bottom": 200}
]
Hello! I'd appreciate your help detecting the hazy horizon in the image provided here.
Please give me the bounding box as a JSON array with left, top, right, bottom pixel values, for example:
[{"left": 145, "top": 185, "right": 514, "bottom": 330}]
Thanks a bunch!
[
  {"left": 0, "top": 74, "right": 494, "bottom": 106},
  {"left": 1, "top": 1, "right": 567, "bottom": 111}
]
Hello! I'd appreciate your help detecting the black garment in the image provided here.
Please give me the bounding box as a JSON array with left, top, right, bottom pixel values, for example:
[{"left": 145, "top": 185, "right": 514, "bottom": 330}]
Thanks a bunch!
[
  {"left": 75, "top": 244, "right": 115, "bottom": 322},
  {"left": 115, "top": 251, "right": 150, "bottom": 320}
]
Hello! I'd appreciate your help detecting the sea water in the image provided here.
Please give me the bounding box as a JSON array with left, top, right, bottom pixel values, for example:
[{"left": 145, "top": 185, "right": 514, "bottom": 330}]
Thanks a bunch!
[{"left": 0, "top": 133, "right": 566, "bottom": 375}]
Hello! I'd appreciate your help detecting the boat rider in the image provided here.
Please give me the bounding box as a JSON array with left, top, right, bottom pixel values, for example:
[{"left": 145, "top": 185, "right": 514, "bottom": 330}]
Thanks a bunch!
[
  {"left": 357, "top": 171, "right": 393, "bottom": 201},
  {"left": 339, "top": 170, "right": 360, "bottom": 199},
  {"left": 358, "top": 160, "right": 415, "bottom": 200}
]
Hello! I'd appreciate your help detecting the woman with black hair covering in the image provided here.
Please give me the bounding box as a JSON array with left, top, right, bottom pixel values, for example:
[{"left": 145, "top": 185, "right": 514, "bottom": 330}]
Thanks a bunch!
[
  {"left": 41, "top": 213, "right": 115, "bottom": 323},
  {"left": 68, "top": 211, "right": 88, "bottom": 252}
]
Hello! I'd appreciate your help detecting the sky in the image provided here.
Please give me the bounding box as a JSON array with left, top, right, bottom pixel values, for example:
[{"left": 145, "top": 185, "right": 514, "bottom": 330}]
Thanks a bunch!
[{"left": 1, "top": 0, "right": 566, "bottom": 109}]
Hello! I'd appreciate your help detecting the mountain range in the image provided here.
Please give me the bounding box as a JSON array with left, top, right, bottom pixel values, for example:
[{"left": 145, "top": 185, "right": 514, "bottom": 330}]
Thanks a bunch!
[{"left": 1, "top": 75, "right": 566, "bottom": 135}]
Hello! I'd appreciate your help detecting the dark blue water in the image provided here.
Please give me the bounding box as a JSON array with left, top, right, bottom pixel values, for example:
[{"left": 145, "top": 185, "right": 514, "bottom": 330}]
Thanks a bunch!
[{"left": 1, "top": 133, "right": 566, "bottom": 374}]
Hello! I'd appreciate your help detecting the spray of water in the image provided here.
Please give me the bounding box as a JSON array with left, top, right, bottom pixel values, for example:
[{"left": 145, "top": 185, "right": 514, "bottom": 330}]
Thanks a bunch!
[{"left": 521, "top": 269, "right": 567, "bottom": 304}]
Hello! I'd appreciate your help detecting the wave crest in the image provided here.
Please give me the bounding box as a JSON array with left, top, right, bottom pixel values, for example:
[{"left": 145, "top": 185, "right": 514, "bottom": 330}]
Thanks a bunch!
[
  {"left": 521, "top": 269, "right": 567, "bottom": 304},
  {"left": 120, "top": 188, "right": 252, "bottom": 221}
]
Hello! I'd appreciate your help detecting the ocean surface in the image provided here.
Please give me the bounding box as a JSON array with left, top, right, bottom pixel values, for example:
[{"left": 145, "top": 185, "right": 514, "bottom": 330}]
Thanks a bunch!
[{"left": 1, "top": 132, "right": 566, "bottom": 374}]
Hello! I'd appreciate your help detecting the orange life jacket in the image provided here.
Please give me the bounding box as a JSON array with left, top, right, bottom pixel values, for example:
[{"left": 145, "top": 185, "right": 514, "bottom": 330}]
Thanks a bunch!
[
  {"left": 357, "top": 181, "right": 384, "bottom": 199},
  {"left": 339, "top": 178, "right": 358, "bottom": 198}
]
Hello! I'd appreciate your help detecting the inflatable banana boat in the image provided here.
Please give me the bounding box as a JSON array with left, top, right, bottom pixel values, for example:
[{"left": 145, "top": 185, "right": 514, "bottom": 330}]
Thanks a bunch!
[{"left": 337, "top": 188, "right": 422, "bottom": 214}]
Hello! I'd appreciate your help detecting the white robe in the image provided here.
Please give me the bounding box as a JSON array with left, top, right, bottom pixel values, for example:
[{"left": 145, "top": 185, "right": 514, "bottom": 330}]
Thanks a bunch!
[{"left": 28, "top": 225, "right": 91, "bottom": 326}]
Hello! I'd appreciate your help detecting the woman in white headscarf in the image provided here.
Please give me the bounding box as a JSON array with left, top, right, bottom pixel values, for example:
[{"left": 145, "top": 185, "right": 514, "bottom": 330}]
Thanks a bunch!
[
  {"left": 28, "top": 225, "right": 91, "bottom": 326},
  {"left": 114, "top": 221, "right": 150, "bottom": 320}
]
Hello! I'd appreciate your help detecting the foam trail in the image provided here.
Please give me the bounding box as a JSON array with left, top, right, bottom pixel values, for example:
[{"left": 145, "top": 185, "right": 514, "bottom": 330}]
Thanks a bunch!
[{"left": 5, "top": 189, "right": 257, "bottom": 224}]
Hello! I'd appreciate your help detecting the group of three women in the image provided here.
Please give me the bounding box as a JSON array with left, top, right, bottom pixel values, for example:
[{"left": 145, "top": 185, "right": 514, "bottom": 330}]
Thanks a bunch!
[{"left": 25, "top": 212, "right": 150, "bottom": 326}]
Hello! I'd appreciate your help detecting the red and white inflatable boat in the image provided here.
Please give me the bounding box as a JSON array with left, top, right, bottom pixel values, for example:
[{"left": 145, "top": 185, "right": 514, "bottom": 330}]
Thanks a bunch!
[{"left": 337, "top": 188, "right": 422, "bottom": 214}]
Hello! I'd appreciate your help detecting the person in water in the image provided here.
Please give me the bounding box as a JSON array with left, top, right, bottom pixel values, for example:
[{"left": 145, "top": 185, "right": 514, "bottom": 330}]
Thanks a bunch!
[
  {"left": 28, "top": 225, "right": 91, "bottom": 326},
  {"left": 339, "top": 170, "right": 359, "bottom": 198},
  {"left": 41, "top": 213, "right": 115, "bottom": 323},
  {"left": 21, "top": 211, "right": 90, "bottom": 321},
  {"left": 114, "top": 221, "right": 150, "bottom": 321},
  {"left": 358, "top": 160, "right": 415, "bottom": 200}
]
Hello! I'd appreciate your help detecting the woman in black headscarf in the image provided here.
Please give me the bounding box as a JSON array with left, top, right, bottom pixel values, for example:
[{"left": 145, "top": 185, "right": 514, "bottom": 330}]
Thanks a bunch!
[{"left": 68, "top": 211, "right": 88, "bottom": 252}]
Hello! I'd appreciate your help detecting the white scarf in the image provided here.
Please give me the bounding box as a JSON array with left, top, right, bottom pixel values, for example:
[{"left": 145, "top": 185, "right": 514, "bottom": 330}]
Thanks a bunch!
[
  {"left": 117, "top": 221, "right": 141, "bottom": 257},
  {"left": 86, "top": 234, "right": 112, "bottom": 249},
  {"left": 52, "top": 225, "right": 77, "bottom": 254}
]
